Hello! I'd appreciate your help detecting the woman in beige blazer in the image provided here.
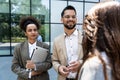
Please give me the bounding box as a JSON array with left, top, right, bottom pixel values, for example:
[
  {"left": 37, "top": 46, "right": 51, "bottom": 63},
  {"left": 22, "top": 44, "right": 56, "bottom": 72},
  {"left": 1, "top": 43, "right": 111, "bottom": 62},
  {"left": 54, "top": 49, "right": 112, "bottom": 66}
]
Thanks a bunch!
[{"left": 11, "top": 16, "right": 52, "bottom": 80}]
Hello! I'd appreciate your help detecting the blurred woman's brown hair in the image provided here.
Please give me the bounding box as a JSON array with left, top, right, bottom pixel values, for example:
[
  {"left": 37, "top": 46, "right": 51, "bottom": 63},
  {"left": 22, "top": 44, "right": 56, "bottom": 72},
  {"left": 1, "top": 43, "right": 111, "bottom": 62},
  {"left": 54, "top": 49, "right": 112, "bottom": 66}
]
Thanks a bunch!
[{"left": 82, "top": 1, "right": 120, "bottom": 80}]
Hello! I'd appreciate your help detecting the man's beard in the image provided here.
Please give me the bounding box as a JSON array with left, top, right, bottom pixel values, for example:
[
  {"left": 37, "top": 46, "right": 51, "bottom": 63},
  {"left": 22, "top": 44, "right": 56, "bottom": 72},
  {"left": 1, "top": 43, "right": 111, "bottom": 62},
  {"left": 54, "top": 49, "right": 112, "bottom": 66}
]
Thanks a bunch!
[{"left": 64, "top": 24, "right": 76, "bottom": 30}]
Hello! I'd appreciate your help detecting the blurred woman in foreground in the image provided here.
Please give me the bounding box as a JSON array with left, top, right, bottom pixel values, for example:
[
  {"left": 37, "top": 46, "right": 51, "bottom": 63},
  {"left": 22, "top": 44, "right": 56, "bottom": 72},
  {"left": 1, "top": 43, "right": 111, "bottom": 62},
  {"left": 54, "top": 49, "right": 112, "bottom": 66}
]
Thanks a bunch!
[{"left": 78, "top": 1, "right": 120, "bottom": 80}]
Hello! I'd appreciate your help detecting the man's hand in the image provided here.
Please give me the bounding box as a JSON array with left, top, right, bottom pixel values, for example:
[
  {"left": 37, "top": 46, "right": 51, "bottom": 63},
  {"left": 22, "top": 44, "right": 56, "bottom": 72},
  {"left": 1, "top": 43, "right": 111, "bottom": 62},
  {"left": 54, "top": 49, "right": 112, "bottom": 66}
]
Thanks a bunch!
[
  {"left": 67, "top": 61, "right": 80, "bottom": 72},
  {"left": 58, "top": 65, "right": 69, "bottom": 77}
]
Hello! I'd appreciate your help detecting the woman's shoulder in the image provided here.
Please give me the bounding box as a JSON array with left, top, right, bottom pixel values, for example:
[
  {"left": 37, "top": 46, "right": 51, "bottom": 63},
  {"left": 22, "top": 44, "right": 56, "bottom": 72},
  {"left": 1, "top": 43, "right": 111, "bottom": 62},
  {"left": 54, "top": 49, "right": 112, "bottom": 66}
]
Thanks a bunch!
[
  {"left": 83, "top": 56, "right": 102, "bottom": 69},
  {"left": 37, "top": 41, "right": 49, "bottom": 50},
  {"left": 78, "top": 56, "right": 104, "bottom": 80},
  {"left": 14, "top": 42, "right": 25, "bottom": 48}
]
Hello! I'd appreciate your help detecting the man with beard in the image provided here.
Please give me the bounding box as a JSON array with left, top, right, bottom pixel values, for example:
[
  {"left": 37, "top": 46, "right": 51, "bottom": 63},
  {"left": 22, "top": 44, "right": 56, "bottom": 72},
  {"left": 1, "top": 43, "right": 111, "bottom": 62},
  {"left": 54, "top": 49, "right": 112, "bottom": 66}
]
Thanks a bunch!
[{"left": 52, "top": 5, "right": 83, "bottom": 80}]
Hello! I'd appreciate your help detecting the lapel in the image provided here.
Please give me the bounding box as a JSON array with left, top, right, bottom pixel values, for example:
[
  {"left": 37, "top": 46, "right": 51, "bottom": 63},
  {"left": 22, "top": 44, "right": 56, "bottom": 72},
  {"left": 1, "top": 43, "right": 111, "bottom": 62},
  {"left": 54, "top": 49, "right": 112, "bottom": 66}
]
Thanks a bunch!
[
  {"left": 77, "top": 30, "right": 83, "bottom": 59},
  {"left": 61, "top": 34, "right": 67, "bottom": 65},
  {"left": 36, "top": 41, "right": 42, "bottom": 47},
  {"left": 21, "top": 40, "right": 30, "bottom": 60},
  {"left": 21, "top": 41, "right": 42, "bottom": 60}
]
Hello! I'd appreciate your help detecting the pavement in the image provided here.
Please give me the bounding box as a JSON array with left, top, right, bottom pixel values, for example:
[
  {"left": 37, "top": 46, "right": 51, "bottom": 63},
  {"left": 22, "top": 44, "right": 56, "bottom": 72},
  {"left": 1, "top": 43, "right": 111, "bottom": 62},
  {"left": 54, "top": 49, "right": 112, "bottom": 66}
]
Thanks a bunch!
[{"left": 0, "top": 57, "right": 57, "bottom": 80}]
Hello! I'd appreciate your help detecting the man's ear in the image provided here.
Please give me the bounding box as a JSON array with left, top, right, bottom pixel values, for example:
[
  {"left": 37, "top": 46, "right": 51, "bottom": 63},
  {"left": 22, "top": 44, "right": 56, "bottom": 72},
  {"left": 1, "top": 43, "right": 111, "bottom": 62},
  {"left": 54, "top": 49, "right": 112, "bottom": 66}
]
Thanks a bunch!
[{"left": 61, "top": 18, "right": 63, "bottom": 23}]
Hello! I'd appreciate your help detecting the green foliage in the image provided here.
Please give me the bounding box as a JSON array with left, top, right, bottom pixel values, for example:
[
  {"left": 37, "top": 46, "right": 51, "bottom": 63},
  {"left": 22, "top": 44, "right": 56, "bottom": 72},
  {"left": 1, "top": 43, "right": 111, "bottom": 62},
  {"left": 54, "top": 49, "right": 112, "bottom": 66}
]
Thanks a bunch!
[
  {"left": 0, "top": 0, "right": 49, "bottom": 43},
  {"left": 0, "top": 22, "right": 10, "bottom": 42},
  {"left": 11, "top": 37, "right": 26, "bottom": 43}
]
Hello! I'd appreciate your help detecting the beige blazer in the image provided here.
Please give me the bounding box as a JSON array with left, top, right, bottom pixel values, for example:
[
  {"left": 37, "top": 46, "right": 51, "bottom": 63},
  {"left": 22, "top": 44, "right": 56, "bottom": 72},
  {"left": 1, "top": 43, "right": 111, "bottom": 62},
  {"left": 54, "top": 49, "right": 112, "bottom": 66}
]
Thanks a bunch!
[
  {"left": 11, "top": 40, "right": 52, "bottom": 80},
  {"left": 52, "top": 30, "right": 83, "bottom": 80}
]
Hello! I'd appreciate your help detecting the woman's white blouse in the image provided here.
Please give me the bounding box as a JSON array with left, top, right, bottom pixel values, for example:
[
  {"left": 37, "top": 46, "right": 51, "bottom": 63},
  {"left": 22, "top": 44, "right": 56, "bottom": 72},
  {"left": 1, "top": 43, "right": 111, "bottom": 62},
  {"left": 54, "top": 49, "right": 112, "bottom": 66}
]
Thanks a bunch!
[{"left": 78, "top": 52, "right": 112, "bottom": 80}]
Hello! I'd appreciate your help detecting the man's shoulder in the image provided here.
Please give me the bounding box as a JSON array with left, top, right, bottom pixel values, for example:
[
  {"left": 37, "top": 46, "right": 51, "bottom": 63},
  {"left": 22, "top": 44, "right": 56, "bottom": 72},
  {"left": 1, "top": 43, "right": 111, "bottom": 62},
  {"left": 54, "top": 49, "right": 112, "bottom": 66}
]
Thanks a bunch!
[{"left": 54, "top": 34, "right": 64, "bottom": 41}]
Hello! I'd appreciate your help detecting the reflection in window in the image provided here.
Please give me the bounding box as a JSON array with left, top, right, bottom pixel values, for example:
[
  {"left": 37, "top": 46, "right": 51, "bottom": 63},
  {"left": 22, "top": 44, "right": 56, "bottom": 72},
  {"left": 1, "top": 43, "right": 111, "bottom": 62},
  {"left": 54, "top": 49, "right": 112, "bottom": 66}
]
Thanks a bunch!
[
  {"left": 11, "top": 0, "right": 30, "bottom": 14},
  {"left": 0, "top": 0, "right": 101, "bottom": 56},
  {"left": 68, "top": 2, "right": 83, "bottom": 24},
  {"left": 51, "top": 0, "right": 67, "bottom": 23},
  {"left": 85, "top": 3, "right": 96, "bottom": 15},
  {"left": 32, "top": 0, "right": 49, "bottom": 23},
  {"left": 0, "top": 2, "right": 9, "bottom": 13},
  {"left": 41, "top": 24, "right": 50, "bottom": 42}
]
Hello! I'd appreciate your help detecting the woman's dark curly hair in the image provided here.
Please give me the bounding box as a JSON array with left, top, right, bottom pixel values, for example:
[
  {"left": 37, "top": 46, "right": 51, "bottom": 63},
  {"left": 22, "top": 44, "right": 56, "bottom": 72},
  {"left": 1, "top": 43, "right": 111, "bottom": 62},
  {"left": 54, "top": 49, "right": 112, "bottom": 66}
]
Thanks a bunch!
[{"left": 19, "top": 16, "right": 40, "bottom": 32}]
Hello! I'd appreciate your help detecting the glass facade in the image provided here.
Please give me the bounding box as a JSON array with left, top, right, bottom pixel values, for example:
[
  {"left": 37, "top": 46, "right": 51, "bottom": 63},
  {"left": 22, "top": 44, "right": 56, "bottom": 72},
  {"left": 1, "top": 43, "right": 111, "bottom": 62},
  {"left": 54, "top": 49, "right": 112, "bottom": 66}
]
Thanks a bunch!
[{"left": 0, "top": 0, "right": 117, "bottom": 56}]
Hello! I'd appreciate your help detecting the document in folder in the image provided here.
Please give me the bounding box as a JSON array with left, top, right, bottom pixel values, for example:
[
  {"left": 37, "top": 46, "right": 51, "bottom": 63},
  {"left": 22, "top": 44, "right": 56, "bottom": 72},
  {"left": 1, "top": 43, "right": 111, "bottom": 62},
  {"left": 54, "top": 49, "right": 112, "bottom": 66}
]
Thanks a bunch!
[{"left": 31, "top": 46, "right": 48, "bottom": 63}]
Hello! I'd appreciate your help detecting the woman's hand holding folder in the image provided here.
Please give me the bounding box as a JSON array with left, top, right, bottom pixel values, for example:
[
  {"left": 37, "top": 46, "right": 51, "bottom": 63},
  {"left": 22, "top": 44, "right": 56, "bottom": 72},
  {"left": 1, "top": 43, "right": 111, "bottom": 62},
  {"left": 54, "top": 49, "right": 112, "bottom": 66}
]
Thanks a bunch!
[{"left": 26, "top": 60, "right": 35, "bottom": 69}]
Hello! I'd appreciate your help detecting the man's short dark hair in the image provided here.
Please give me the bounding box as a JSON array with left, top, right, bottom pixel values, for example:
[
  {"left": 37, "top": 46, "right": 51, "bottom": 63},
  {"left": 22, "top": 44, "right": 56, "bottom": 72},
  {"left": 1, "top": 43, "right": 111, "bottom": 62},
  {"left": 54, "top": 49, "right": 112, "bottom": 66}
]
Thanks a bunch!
[{"left": 61, "top": 5, "right": 76, "bottom": 17}]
